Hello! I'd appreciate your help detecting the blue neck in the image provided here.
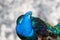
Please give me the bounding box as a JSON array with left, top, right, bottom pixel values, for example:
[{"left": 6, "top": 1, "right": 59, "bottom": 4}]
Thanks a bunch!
[{"left": 16, "top": 11, "right": 34, "bottom": 37}]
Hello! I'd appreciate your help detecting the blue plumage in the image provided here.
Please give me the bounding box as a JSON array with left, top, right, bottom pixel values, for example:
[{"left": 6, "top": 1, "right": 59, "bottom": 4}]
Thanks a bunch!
[
  {"left": 16, "top": 11, "right": 33, "bottom": 37},
  {"left": 16, "top": 11, "right": 37, "bottom": 40}
]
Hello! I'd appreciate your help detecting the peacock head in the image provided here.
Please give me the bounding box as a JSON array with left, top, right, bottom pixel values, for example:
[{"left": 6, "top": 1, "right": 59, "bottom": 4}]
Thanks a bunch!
[
  {"left": 24, "top": 11, "right": 32, "bottom": 18},
  {"left": 16, "top": 11, "right": 34, "bottom": 37},
  {"left": 25, "top": 11, "right": 32, "bottom": 15}
]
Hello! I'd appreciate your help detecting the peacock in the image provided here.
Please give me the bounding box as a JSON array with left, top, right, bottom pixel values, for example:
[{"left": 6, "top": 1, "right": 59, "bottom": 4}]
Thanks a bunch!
[
  {"left": 16, "top": 11, "right": 48, "bottom": 40},
  {"left": 16, "top": 11, "right": 38, "bottom": 40}
]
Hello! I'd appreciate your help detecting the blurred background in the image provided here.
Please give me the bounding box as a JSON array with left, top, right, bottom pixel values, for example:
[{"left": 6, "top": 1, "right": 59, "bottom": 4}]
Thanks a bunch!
[{"left": 0, "top": 0, "right": 60, "bottom": 40}]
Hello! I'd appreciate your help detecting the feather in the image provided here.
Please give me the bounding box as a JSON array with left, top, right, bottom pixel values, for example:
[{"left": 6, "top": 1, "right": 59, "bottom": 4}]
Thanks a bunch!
[
  {"left": 46, "top": 22, "right": 60, "bottom": 35},
  {"left": 16, "top": 11, "right": 60, "bottom": 40},
  {"left": 16, "top": 12, "right": 48, "bottom": 37},
  {"left": 16, "top": 11, "right": 38, "bottom": 40},
  {"left": 31, "top": 17, "right": 48, "bottom": 37}
]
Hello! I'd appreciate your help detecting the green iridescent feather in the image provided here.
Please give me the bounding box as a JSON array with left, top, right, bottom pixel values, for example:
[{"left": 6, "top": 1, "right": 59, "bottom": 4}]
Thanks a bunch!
[{"left": 45, "top": 22, "right": 60, "bottom": 36}]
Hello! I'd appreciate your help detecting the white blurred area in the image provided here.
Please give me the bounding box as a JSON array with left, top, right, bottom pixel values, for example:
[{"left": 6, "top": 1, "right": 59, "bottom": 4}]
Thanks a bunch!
[{"left": 0, "top": 0, "right": 60, "bottom": 40}]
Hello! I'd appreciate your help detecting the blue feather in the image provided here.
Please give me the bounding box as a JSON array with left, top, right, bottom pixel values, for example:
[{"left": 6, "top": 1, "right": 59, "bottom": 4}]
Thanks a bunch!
[{"left": 16, "top": 11, "right": 34, "bottom": 37}]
